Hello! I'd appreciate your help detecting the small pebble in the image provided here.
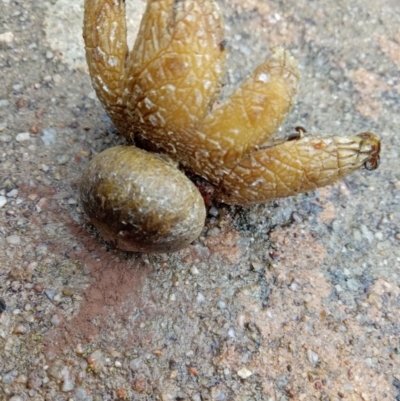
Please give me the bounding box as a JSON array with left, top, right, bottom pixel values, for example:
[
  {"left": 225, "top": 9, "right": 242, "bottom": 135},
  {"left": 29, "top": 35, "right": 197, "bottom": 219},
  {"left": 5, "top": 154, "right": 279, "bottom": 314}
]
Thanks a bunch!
[
  {"left": 237, "top": 367, "right": 253, "bottom": 379},
  {"left": 41, "top": 128, "right": 57, "bottom": 145},
  {"left": 36, "top": 198, "right": 49, "bottom": 213},
  {"left": 364, "top": 357, "right": 373, "bottom": 367},
  {"left": 251, "top": 261, "right": 264, "bottom": 272},
  {"left": 7, "top": 188, "right": 18, "bottom": 198},
  {"left": 0, "top": 196, "right": 7, "bottom": 208},
  {"left": 2, "top": 370, "right": 18, "bottom": 384},
  {"left": 190, "top": 266, "right": 199, "bottom": 275},
  {"left": 88, "top": 91, "right": 97, "bottom": 100},
  {"left": 13, "top": 324, "right": 27, "bottom": 334},
  {"left": 46, "top": 50, "right": 54, "bottom": 60},
  {"left": 207, "top": 227, "right": 221, "bottom": 237},
  {"left": 133, "top": 377, "right": 146, "bottom": 393},
  {"left": 360, "top": 224, "right": 374, "bottom": 243},
  {"left": 53, "top": 294, "right": 62, "bottom": 304},
  {"left": 346, "top": 279, "right": 360, "bottom": 291},
  {"left": 16, "top": 132, "right": 30, "bottom": 141},
  {"left": 0, "top": 31, "right": 14, "bottom": 44},
  {"left": 63, "top": 288, "right": 73, "bottom": 297},
  {"left": 74, "top": 386, "right": 93, "bottom": 401},
  {"left": 51, "top": 314, "right": 61, "bottom": 326},
  {"left": 34, "top": 283, "right": 44, "bottom": 293},
  {"left": 212, "top": 391, "right": 226, "bottom": 401},
  {"left": 114, "top": 361, "right": 122, "bottom": 368},
  {"left": 0, "top": 99, "right": 10, "bottom": 108},
  {"left": 88, "top": 350, "right": 105, "bottom": 373},
  {"left": 37, "top": 243, "right": 49, "bottom": 255},
  {"left": 307, "top": 349, "right": 319, "bottom": 366},
  {"left": 218, "top": 301, "right": 226, "bottom": 309},
  {"left": 15, "top": 374, "right": 27, "bottom": 384},
  {"left": 6, "top": 235, "right": 21, "bottom": 245},
  {"left": 53, "top": 74, "right": 61, "bottom": 83},
  {"left": 9, "top": 396, "right": 23, "bottom": 401},
  {"left": 368, "top": 293, "right": 382, "bottom": 310},
  {"left": 188, "top": 366, "right": 199, "bottom": 376},
  {"left": 61, "top": 366, "right": 75, "bottom": 392},
  {"left": 30, "top": 124, "right": 39, "bottom": 134},
  {"left": 335, "top": 284, "right": 343, "bottom": 293},
  {"left": 44, "top": 289, "right": 56, "bottom": 301},
  {"left": 208, "top": 206, "right": 219, "bottom": 217},
  {"left": 13, "top": 83, "right": 23, "bottom": 93},
  {"left": 56, "top": 154, "right": 70, "bottom": 165},
  {"left": 129, "top": 357, "right": 142, "bottom": 371},
  {"left": 76, "top": 344, "right": 84, "bottom": 355}
]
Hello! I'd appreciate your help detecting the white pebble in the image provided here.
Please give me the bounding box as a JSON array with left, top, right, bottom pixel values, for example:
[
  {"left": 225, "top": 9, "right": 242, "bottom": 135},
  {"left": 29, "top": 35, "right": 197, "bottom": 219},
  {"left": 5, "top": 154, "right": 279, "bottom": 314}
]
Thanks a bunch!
[
  {"left": 75, "top": 344, "right": 84, "bottom": 354},
  {"left": 335, "top": 284, "right": 343, "bottom": 293},
  {"left": 257, "top": 72, "right": 270, "bottom": 83},
  {"left": 129, "top": 357, "right": 142, "bottom": 371},
  {"left": 16, "top": 132, "right": 30, "bottom": 142},
  {"left": 7, "top": 189, "right": 18, "bottom": 198},
  {"left": 61, "top": 366, "right": 75, "bottom": 392},
  {"left": 51, "top": 314, "right": 60, "bottom": 326},
  {"left": 0, "top": 196, "right": 7, "bottom": 208},
  {"left": 364, "top": 357, "right": 373, "bottom": 367},
  {"left": 360, "top": 224, "right": 374, "bottom": 243},
  {"left": 41, "top": 128, "right": 57, "bottom": 146},
  {"left": 0, "top": 31, "right": 14, "bottom": 44},
  {"left": 190, "top": 266, "right": 199, "bottom": 275},
  {"left": 307, "top": 349, "right": 319, "bottom": 366},
  {"left": 346, "top": 279, "right": 360, "bottom": 291},
  {"left": 237, "top": 367, "right": 253, "bottom": 379},
  {"left": 13, "top": 84, "right": 23, "bottom": 93},
  {"left": 6, "top": 235, "right": 21, "bottom": 245},
  {"left": 218, "top": 301, "right": 226, "bottom": 309},
  {"left": 0, "top": 99, "right": 10, "bottom": 108},
  {"left": 9, "top": 396, "right": 23, "bottom": 401},
  {"left": 88, "top": 90, "right": 97, "bottom": 100}
]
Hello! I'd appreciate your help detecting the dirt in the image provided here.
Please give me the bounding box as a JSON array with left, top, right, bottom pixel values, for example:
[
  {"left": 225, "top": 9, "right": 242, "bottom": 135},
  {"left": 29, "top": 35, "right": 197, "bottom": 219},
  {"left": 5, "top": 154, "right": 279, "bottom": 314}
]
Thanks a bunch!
[{"left": 1, "top": 0, "right": 400, "bottom": 400}]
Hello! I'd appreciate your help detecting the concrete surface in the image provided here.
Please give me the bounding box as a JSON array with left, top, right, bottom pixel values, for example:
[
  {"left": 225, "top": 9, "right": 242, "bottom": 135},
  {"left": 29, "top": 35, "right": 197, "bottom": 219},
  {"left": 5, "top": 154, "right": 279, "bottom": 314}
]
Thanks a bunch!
[{"left": 0, "top": 0, "right": 399, "bottom": 400}]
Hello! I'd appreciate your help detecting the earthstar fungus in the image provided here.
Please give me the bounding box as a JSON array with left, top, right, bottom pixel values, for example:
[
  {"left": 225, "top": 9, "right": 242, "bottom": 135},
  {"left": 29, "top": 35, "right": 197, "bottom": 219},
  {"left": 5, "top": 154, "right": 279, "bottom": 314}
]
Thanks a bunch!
[{"left": 81, "top": 0, "right": 381, "bottom": 252}]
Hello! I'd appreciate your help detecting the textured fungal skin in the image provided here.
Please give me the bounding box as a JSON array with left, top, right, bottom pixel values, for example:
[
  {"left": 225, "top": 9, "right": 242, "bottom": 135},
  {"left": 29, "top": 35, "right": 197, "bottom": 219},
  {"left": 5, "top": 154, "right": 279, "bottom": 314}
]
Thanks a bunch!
[
  {"left": 80, "top": 146, "right": 206, "bottom": 252},
  {"left": 82, "top": 0, "right": 381, "bottom": 251}
]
